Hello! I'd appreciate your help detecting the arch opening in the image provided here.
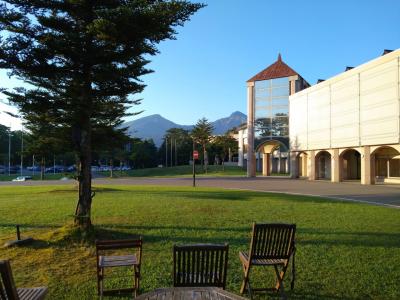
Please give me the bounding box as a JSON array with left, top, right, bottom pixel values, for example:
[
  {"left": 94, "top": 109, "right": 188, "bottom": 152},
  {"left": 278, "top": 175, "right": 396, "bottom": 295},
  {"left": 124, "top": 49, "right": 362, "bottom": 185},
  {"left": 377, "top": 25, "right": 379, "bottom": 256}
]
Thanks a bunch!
[
  {"left": 315, "top": 151, "right": 331, "bottom": 180},
  {"left": 295, "top": 152, "right": 308, "bottom": 178},
  {"left": 372, "top": 146, "right": 400, "bottom": 181},
  {"left": 340, "top": 149, "right": 361, "bottom": 181},
  {"left": 255, "top": 140, "right": 289, "bottom": 176}
]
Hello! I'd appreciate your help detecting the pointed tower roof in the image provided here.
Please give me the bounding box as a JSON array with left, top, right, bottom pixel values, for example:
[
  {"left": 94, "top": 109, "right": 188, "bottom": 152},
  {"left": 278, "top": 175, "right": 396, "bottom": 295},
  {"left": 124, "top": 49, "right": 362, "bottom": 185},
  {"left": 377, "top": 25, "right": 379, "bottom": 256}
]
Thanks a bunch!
[{"left": 247, "top": 53, "right": 299, "bottom": 82}]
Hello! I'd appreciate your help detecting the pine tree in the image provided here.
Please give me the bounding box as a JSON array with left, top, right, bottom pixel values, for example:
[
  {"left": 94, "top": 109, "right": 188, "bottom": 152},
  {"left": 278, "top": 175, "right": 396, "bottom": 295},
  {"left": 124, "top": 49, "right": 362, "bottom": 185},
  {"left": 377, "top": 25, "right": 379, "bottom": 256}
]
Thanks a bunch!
[
  {"left": 191, "top": 118, "right": 213, "bottom": 172},
  {"left": 0, "top": 0, "right": 204, "bottom": 230}
]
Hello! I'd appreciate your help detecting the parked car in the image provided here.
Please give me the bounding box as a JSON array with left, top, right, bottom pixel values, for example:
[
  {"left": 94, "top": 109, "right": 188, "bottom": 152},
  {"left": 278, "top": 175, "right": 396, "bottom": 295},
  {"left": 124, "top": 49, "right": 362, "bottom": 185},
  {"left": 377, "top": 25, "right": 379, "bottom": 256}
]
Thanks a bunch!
[
  {"left": 27, "top": 166, "right": 41, "bottom": 172},
  {"left": 45, "top": 166, "right": 65, "bottom": 173},
  {"left": 12, "top": 176, "right": 32, "bottom": 182},
  {"left": 67, "top": 165, "right": 76, "bottom": 172}
]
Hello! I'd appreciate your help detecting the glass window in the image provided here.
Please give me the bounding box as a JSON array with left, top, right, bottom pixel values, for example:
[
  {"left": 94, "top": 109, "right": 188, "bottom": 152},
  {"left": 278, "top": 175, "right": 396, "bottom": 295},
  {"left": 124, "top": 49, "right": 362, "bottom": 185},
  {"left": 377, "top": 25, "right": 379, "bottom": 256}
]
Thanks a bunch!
[
  {"left": 255, "top": 79, "right": 270, "bottom": 89},
  {"left": 272, "top": 86, "right": 289, "bottom": 97},
  {"left": 271, "top": 107, "right": 288, "bottom": 116},
  {"left": 255, "top": 95, "right": 270, "bottom": 102},
  {"left": 272, "top": 98, "right": 288, "bottom": 106},
  {"left": 271, "top": 117, "right": 288, "bottom": 137},
  {"left": 255, "top": 89, "right": 271, "bottom": 98},
  {"left": 255, "top": 117, "right": 272, "bottom": 137},
  {"left": 271, "top": 77, "right": 289, "bottom": 87}
]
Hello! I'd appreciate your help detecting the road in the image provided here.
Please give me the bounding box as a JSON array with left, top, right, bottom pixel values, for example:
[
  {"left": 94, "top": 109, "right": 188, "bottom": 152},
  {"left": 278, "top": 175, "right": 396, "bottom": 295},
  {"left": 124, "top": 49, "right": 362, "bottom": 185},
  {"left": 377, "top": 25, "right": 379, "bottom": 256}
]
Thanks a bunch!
[{"left": 1, "top": 176, "right": 400, "bottom": 209}]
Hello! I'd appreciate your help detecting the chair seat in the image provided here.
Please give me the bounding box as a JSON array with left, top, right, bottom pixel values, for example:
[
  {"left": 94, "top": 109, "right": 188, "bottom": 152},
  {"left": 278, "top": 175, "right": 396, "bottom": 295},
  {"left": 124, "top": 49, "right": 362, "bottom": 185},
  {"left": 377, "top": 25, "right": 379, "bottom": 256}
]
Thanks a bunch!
[
  {"left": 17, "top": 287, "right": 48, "bottom": 300},
  {"left": 239, "top": 251, "right": 286, "bottom": 266},
  {"left": 99, "top": 254, "right": 138, "bottom": 268}
]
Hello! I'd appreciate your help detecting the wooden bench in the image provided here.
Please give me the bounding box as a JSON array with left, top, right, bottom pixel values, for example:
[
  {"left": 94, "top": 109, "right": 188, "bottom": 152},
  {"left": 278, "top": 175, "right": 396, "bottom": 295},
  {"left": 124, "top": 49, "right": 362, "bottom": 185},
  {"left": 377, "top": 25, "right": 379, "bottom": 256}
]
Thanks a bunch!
[{"left": 0, "top": 260, "right": 47, "bottom": 300}]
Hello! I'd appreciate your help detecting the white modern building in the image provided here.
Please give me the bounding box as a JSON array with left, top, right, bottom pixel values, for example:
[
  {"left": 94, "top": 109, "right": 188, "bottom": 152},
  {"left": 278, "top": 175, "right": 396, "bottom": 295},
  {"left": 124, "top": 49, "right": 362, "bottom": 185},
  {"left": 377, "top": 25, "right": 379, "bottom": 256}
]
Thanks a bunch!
[
  {"left": 290, "top": 49, "right": 400, "bottom": 184},
  {"left": 239, "top": 49, "right": 400, "bottom": 184}
]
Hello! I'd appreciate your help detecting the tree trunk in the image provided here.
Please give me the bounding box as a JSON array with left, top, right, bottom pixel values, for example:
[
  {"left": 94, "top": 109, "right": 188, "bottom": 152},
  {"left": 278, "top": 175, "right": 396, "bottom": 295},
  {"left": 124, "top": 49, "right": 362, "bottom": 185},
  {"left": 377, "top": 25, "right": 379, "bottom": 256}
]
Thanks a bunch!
[
  {"left": 109, "top": 158, "right": 114, "bottom": 178},
  {"left": 74, "top": 127, "right": 93, "bottom": 230},
  {"left": 40, "top": 157, "right": 45, "bottom": 180}
]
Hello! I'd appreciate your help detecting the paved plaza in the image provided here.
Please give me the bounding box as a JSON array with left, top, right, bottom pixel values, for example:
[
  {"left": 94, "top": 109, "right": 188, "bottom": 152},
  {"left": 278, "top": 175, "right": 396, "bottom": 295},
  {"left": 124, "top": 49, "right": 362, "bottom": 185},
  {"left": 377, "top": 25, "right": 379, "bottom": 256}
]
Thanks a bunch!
[{"left": 2, "top": 176, "right": 399, "bottom": 208}]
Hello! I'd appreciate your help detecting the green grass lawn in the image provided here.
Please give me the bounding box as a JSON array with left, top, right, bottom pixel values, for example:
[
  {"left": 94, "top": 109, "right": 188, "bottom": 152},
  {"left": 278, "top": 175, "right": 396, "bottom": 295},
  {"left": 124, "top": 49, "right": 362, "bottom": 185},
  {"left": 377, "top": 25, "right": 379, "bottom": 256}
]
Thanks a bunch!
[
  {"left": 0, "top": 185, "right": 399, "bottom": 299},
  {"left": 105, "top": 165, "right": 253, "bottom": 178}
]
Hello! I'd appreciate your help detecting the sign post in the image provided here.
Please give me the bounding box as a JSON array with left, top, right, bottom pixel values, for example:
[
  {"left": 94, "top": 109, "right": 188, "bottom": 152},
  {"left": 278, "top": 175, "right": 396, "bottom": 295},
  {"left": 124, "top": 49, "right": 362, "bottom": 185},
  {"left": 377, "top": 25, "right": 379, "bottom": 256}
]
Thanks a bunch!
[{"left": 193, "top": 146, "right": 198, "bottom": 187}]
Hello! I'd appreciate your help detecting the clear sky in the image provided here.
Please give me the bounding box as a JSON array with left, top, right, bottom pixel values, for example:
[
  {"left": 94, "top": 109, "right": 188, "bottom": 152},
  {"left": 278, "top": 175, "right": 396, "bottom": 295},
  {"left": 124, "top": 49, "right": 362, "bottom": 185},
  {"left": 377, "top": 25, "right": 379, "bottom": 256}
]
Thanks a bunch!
[{"left": 1, "top": 0, "right": 399, "bottom": 129}]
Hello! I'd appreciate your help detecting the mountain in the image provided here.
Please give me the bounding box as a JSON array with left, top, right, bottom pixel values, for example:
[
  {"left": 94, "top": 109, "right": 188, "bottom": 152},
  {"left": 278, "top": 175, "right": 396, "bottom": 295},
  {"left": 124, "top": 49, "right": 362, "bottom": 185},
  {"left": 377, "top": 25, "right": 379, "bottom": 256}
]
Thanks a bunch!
[
  {"left": 212, "top": 111, "right": 247, "bottom": 135},
  {"left": 123, "top": 111, "right": 247, "bottom": 147}
]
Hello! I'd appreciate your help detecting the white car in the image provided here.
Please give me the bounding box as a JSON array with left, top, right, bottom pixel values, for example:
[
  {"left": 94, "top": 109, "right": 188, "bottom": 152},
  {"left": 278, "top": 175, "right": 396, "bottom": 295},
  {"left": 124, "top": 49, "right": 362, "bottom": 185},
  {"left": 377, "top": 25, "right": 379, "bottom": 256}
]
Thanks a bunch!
[{"left": 12, "top": 176, "right": 32, "bottom": 182}]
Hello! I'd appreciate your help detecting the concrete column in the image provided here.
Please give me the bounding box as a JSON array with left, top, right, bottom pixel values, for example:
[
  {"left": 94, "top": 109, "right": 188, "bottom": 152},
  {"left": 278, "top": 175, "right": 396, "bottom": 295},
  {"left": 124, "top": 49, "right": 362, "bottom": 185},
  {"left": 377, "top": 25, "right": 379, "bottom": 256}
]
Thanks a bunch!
[
  {"left": 246, "top": 82, "right": 256, "bottom": 177},
  {"left": 361, "top": 146, "right": 374, "bottom": 185},
  {"left": 278, "top": 152, "right": 282, "bottom": 173},
  {"left": 290, "top": 152, "right": 298, "bottom": 178},
  {"left": 307, "top": 151, "right": 316, "bottom": 180},
  {"left": 238, "top": 130, "right": 244, "bottom": 167},
  {"left": 286, "top": 153, "right": 290, "bottom": 174},
  {"left": 331, "top": 149, "right": 340, "bottom": 183},
  {"left": 262, "top": 153, "right": 268, "bottom": 176},
  {"left": 302, "top": 154, "right": 308, "bottom": 177}
]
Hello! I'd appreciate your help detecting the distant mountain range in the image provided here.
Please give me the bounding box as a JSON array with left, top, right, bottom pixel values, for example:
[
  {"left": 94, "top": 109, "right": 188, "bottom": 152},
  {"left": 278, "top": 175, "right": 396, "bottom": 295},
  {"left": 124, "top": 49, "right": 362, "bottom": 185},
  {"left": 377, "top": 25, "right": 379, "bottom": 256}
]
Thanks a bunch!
[{"left": 123, "top": 111, "right": 247, "bottom": 147}]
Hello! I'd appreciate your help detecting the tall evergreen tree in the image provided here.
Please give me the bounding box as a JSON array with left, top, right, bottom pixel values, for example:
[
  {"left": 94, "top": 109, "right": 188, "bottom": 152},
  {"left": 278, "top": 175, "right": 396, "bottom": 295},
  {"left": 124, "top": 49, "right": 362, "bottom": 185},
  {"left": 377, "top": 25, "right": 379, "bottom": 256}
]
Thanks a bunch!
[
  {"left": 191, "top": 117, "right": 213, "bottom": 172},
  {"left": 0, "top": 0, "right": 203, "bottom": 230}
]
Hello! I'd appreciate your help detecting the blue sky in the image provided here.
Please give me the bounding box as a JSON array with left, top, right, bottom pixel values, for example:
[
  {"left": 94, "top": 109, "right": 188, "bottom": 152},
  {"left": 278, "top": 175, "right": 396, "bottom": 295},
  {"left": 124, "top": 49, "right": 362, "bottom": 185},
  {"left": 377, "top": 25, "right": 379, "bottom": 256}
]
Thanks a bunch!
[{"left": 1, "top": 0, "right": 399, "bottom": 129}]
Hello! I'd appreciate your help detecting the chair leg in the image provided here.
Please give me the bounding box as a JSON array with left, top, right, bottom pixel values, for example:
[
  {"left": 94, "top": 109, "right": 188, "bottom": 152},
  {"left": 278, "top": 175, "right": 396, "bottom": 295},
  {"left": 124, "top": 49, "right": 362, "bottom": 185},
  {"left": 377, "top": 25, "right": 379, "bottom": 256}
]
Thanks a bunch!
[
  {"left": 247, "top": 279, "right": 253, "bottom": 300},
  {"left": 134, "top": 267, "right": 140, "bottom": 298},
  {"left": 100, "top": 267, "right": 104, "bottom": 300},
  {"left": 274, "top": 265, "right": 287, "bottom": 300},
  {"left": 97, "top": 267, "right": 100, "bottom": 296},
  {"left": 274, "top": 261, "right": 289, "bottom": 291},
  {"left": 240, "top": 263, "right": 250, "bottom": 295}
]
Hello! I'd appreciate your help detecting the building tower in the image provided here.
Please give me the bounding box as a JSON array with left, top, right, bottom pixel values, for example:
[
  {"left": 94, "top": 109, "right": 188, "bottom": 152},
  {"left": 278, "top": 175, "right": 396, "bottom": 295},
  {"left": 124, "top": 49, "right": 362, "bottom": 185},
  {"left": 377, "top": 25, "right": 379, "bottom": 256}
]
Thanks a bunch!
[{"left": 244, "top": 54, "right": 309, "bottom": 177}]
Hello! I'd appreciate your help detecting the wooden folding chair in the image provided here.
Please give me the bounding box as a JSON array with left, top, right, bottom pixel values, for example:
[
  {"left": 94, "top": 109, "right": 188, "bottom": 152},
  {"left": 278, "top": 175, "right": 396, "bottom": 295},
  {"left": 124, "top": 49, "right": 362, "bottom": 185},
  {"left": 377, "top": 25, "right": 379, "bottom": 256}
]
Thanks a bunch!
[
  {"left": 0, "top": 260, "right": 47, "bottom": 300},
  {"left": 173, "top": 243, "right": 229, "bottom": 289},
  {"left": 239, "top": 223, "right": 296, "bottom": 299},
  {"left": 96, "top": 238, "right": 142, "bottom": 298}
]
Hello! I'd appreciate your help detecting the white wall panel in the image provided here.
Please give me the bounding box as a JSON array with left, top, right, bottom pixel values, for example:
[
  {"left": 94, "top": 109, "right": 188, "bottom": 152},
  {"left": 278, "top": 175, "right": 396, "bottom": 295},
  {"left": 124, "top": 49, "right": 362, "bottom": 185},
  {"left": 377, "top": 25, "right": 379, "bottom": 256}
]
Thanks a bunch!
[
  {"left": 307, "top": 87, "right": 330, "bottom": 149},
  {"left": 289, "top": 94, "right": 308, "bottom": 151},
  {"left": 330, "top": 74, "right": 359, "bottom": 147},
  {"left": 360, "top": 60, "right": 399, "bottom": 145},
  {"left": 289, "top": 50, "right": 400, "bottom": 151}
]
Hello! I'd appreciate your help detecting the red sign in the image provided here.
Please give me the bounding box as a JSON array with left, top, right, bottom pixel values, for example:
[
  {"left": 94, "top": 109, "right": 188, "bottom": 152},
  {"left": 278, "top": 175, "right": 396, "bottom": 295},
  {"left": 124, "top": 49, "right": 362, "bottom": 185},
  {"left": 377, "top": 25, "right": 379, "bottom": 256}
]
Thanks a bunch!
[{"left": 193, "top": 150, "right": 199, "bottom": 160}]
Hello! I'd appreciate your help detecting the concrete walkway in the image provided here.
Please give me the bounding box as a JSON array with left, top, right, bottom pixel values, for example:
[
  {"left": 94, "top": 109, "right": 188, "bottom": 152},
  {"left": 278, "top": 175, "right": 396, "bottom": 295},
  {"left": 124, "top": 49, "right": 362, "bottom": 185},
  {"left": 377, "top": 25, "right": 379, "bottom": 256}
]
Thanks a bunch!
[{"left": 2, "top": 176, "right": 399, "bottom": 209}]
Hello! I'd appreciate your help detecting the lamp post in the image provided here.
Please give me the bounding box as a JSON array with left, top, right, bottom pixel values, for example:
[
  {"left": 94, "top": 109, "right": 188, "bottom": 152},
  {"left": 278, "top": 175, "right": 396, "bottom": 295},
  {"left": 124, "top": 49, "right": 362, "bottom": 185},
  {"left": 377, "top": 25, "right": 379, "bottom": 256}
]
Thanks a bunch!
[{"left": 165, "top": 137, "right": 168, "bottom": 167}]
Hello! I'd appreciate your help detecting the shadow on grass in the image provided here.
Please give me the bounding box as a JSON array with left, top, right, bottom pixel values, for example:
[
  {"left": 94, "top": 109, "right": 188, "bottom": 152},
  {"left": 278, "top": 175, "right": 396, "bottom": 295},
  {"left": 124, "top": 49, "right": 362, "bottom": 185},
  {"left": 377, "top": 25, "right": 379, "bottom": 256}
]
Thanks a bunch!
[
  {"left": 7, "top": 223, "right": 399, "bottom": 251},
  {"left": 298, "top": 228, "right": 400, "bottom": 248}
]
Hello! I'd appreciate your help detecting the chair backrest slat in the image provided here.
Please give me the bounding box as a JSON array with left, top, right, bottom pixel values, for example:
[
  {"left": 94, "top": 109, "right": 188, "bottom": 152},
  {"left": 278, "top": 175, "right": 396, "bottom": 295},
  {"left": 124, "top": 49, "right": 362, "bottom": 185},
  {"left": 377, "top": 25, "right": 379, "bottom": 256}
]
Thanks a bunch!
[
  {"left": 249, "top": 223, "right": 296, "bottom": 260},
  {"left": 173, "top": 244, "right": 229, "bottom": 289},
  {"left": 95, "top": 238, "right": 142, "bottom": 250},
  {"left": 0, "top": 260, "right": 20, "bottom": 300}
]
